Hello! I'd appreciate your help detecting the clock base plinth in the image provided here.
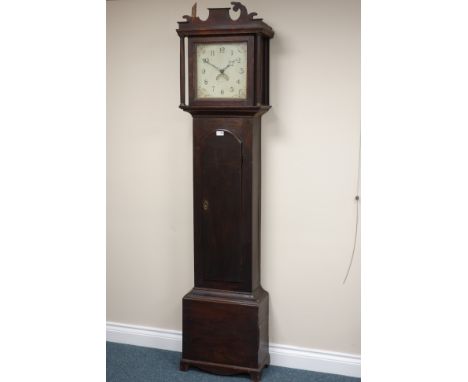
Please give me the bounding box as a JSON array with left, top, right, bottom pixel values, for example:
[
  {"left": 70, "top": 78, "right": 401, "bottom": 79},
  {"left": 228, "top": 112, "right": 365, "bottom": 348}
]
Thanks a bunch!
[
  {"left": 181, "top": 287, "right": 269, "bottom": 381},
  {"left": 179, "top": 358, "right": 269, "bottom": 382}
]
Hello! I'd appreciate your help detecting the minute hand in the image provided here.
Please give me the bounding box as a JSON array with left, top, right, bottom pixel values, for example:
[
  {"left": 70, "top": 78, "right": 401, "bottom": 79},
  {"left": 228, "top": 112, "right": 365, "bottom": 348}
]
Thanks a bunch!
[{"left": 204, "top": 60, "right": 222, "bottom": 72}]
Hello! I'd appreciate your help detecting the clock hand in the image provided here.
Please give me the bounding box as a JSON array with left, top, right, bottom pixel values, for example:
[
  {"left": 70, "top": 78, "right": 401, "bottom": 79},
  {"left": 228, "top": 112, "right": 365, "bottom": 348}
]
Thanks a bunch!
[
  {"left": 203, "top": 59, "right": 222, "bottom": 72},
  {"left": 220, "top": 60, "right": 237, "bottom": 72},
  {"left": 215, "top": 61, "right": 235, "bottom": 81},
  {"left": 220, "top": 63, "right": 233, "bottom": 72}
]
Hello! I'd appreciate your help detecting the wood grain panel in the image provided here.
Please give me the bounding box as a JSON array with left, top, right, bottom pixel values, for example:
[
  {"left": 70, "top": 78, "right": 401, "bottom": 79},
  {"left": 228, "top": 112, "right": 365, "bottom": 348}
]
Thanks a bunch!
[{"left": 200, "top": 130, "right": 243, "bottom": 283}]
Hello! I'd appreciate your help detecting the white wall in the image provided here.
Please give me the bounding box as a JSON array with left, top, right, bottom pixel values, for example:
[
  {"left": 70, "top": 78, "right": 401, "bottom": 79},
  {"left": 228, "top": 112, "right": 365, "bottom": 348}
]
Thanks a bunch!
[{"left": 107, "top": 0, "right": 360, "bottom": 355}]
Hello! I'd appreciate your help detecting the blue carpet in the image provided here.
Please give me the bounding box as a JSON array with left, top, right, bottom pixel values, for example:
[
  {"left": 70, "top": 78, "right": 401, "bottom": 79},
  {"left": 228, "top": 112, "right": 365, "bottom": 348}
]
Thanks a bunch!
[{"left": 107, "top": 342, "right": 360, "bottom": 382}]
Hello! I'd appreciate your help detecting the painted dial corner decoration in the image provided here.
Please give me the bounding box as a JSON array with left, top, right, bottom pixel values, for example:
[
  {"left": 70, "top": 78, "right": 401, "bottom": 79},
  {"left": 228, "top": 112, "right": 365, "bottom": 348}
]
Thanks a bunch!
[{"left": 196, "top": 42, "right": 247, "bottom": 100}]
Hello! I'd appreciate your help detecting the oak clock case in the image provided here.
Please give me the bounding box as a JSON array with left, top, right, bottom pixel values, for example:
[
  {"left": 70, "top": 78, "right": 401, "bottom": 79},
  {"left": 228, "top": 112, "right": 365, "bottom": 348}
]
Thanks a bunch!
[{"left": 177, "top": 3, "right": 274, "bottom": 382}]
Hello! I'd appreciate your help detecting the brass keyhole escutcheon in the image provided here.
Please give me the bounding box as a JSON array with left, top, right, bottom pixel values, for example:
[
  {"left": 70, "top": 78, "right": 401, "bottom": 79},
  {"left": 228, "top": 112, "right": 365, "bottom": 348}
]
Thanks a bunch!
[{"left": 202, "top": 199, "right": 209, "bottom": 211}]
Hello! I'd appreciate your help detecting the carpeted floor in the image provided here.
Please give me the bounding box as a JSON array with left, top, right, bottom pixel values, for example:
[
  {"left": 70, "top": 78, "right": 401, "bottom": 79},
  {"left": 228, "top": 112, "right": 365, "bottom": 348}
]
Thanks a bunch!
[{"left": 107, "top": 342, "right": 360, "bottom": 382}]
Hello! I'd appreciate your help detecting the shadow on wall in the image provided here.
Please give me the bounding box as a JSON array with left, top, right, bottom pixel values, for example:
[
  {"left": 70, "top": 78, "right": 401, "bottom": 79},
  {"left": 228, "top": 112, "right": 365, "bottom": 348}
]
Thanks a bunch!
[{"left": 262, "top": 32, "right": 286, "bottom": 140}]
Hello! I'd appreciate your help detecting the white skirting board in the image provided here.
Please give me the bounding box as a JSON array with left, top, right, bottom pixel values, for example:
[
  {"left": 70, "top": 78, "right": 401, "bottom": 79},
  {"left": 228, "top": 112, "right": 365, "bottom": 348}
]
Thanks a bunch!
[{"left": 107, "top": 321, "right": 360, "bottom": 378}]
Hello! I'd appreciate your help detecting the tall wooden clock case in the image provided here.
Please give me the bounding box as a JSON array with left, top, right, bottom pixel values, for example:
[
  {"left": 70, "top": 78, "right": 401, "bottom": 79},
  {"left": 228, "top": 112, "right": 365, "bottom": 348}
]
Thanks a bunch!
[{"left": 177, "top": 3, "right": 274, "bottom": 381}]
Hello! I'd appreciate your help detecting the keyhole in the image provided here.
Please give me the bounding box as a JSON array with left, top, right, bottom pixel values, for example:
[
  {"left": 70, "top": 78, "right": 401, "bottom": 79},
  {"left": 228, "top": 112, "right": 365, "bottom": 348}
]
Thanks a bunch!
[{"left": 202, "top": 199, "right": 209, "bottom": 211}]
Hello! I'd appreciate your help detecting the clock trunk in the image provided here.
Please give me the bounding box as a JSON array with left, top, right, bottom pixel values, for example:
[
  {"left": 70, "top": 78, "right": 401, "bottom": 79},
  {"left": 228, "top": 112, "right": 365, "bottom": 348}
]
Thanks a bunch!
[{"left": 193, "top": 116, "right": 261, "bottom": 292}]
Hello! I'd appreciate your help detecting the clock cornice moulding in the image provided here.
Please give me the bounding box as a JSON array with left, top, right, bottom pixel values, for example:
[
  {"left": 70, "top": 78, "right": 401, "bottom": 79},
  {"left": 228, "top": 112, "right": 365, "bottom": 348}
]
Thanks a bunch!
[
  {"left": 179, "top": 104, "right": 271, "bottom": 116},
  {"left": 177, "top": 2, "right": 274, "bottom": 38}
]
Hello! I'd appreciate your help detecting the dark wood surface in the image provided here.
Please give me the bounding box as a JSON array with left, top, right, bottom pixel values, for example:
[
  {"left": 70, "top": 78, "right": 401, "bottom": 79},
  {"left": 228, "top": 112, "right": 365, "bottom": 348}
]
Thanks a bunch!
[
  {"left": 200, "top": 128, "right": 243, "bottom": 283},
  {"left": 181, "top": 287, "right": 270, "bottom": 381},
  {"left": 193, "top": 116, "right": 262, "bottom": 292},
  {"left": 177, "top": 2, "right": 274, "bottom": 39},
  {"left": 176, "top": 3, "right": 273, "bottom": 381}
]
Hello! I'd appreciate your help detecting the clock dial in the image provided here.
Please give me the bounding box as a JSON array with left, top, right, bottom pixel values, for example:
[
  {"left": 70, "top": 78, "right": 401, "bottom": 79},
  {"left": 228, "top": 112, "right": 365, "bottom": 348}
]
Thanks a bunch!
[{"left": 196, "top": 42, "right": 247, "bottom": 99}]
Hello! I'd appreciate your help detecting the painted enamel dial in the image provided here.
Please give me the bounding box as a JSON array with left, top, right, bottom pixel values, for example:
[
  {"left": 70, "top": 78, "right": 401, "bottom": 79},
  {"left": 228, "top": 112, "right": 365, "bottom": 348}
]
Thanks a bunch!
[{"left": 196, "top": 42, "right": 247, "bottom": 99}]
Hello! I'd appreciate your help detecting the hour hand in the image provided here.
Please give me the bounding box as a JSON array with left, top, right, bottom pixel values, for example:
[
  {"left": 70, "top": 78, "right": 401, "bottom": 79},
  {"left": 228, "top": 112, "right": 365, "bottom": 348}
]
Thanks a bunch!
[{"left": 221, "top": 60, "right": 235, "bottom": 72}]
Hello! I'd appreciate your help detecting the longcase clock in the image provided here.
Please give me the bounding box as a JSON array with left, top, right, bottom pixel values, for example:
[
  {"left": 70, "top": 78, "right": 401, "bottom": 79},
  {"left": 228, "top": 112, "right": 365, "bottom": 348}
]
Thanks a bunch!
[{"left": 176, "top": 3, "right": 274, "bottom": 381}]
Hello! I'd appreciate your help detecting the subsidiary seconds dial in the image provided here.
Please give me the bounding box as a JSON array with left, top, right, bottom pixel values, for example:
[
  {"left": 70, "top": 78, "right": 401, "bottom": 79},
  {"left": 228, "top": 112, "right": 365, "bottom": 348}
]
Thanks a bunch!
[{"left": 196, "top": 42, "right": 247, "bottom": 99}]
